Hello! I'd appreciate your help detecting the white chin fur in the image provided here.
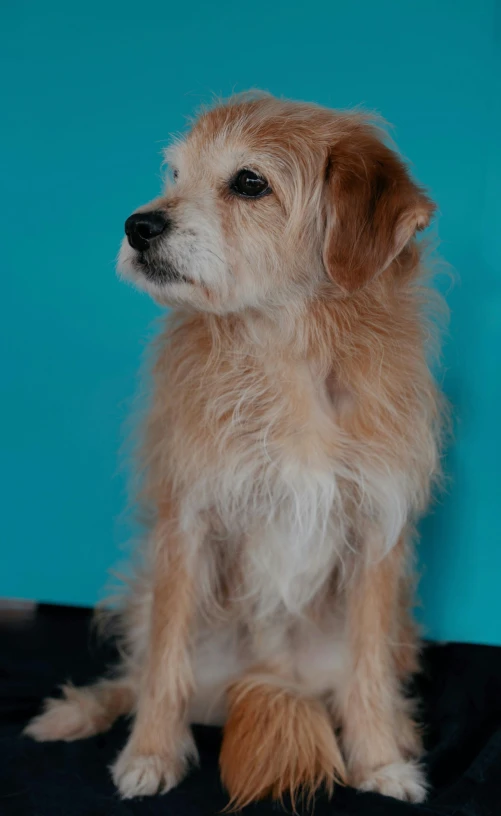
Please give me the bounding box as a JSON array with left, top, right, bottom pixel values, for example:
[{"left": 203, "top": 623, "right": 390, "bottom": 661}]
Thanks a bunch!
[
  {"left": 117, "top": 238, "right": 141, "bottom": 283},
  {"left": 116, "top": 238, "right": 186, "bottom": 304}
]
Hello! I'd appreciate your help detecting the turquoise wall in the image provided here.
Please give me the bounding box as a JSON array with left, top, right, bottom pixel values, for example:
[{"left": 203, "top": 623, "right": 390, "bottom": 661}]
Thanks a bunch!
[{"left": 1, "top": 1, "right": 500, "bottom": 644}]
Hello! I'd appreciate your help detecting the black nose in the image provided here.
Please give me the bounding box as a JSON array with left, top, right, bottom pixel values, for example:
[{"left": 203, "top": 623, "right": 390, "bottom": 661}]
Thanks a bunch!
[{"left": 125, "top": 210, "right": 169, "bottom": 251}]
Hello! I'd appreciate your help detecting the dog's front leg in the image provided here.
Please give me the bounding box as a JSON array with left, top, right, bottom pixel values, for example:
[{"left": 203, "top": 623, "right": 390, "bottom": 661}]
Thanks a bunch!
[
  {"left": 338, "top": 532, "right": 427, "bottom": 803},
  {"left": 111, "top": 503, "right": 205, "bottom": 798}
]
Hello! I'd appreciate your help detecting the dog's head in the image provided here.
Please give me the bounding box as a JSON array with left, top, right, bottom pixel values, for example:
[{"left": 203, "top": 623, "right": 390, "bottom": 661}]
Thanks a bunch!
[{"left": 118, "top": 95, "right": 434, "bottom": 313}]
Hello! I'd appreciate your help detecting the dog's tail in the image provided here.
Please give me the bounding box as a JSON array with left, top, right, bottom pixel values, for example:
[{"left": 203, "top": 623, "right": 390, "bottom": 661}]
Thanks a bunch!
[{"left": 219, "top": 672, "right": 346, "bottom": 811}]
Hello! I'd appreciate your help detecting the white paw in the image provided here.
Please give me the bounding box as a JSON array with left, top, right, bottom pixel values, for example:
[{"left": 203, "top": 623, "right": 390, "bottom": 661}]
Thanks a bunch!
[
  {"left": 24, "top": 691, "right": 99, "bottom": 742},
  {"left": 111, "top": 753, "right": 179, "bottom": 798},
  {"left": 110, "top": 731, "right": 197, "bottom": 799},
  {"left": 358, "top": 760, "right": 427, "bottom": 802}
]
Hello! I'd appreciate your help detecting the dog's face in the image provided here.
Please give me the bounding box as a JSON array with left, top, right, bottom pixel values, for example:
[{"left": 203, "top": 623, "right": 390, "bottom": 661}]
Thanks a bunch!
[{"left": 118, "top": 96, "right": 434, "bottom": 313}]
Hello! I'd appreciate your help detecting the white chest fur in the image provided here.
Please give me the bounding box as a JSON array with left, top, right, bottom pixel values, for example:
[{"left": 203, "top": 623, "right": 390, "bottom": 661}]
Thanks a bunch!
[
  {"left": 168, "top": 349, "right": 348, "bottom": 617},
  {"left": 163, "top": 327, "right": 409, "bottom": 619}
]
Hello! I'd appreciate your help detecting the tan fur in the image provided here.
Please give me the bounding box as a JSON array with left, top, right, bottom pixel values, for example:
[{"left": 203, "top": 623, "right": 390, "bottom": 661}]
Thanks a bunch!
[
  {"left": 220, "top": 675, "right": 346, "bottom": 810},
  {"left": 338, "top": 536, "right": 421, "bottom": 784},
  {"left": 23, "top": 680, "right": 135, "bottom": 741},
  {"left": 26, "top": 93, "right": 447, "bottom": 807},
  {"left": 110, "top": 506, "right": 206, "bottom": 797}
]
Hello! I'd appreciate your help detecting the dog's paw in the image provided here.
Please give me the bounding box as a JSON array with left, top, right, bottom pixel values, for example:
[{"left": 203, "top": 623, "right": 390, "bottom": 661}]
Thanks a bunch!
[
  {"left": 111, "top": 753, "right": 179, "bottom": 798},
  {"left": 24, "top": 687, "right": 101, "bottom": 742},
  {"left": 357, "top": 760, "right": 427, "bottom": 803},
  {"left": 110, "top": 730, "right": 197, "bottom": 799}
]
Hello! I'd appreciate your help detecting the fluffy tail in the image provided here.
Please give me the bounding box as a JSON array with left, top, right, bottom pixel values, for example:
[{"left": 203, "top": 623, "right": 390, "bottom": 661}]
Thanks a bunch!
[{"left": 219, "top": 673, "right": 346, "bottom": 810}]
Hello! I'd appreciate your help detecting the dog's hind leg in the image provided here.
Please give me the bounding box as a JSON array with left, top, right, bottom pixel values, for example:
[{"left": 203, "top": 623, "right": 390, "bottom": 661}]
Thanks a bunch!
[{"left": 24, "top": 677, "right": 135, "bottom": 742}]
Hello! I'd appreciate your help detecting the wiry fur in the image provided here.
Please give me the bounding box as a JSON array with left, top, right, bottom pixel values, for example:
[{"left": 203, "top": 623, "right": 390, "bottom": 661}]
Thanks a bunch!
[{"left": 26, "top": 94, "right": 447, "bottom": 808}]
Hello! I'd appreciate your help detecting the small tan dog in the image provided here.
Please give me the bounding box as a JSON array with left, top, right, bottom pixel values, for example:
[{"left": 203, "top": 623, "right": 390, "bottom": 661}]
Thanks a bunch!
[{"left": 26, "top": 94, "right": 446, "bottom": 807}]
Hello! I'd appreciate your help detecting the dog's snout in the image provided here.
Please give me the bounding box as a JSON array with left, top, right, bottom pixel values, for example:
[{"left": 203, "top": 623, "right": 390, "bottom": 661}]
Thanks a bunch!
[{"left": 125, "top": 211, "right": 170, "bottom": 251}]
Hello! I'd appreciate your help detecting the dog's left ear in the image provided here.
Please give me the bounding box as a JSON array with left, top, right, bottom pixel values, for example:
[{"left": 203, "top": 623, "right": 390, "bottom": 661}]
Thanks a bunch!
[{"left": 322, "top": 129, "right": 435, "bottom": 293}]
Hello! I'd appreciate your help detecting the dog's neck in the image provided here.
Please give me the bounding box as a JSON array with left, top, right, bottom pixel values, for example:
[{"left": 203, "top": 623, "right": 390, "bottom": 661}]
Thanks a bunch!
[{"left": 195, "top": 296, "right": 316, "bottom": 365}]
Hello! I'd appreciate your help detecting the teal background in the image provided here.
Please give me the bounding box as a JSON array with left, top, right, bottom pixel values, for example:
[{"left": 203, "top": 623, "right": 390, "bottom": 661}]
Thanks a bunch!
[{"left": 1, "top": 1, "right": 500, "bottom": 644}]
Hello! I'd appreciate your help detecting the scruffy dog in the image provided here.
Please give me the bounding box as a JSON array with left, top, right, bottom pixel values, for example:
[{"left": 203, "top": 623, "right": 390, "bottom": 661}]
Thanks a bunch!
[{"left": 26, "top": 94, "right": 446, "bottom": 807}]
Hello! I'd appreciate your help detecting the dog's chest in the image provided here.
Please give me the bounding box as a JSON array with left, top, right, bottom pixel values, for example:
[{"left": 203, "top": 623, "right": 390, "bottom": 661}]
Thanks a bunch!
[
  {"left": 169, "top": 348, "right": 338, "bottom": 507},
  {"left": 162, "top": 338, "right": 354, "bottom": 616},
  {"left": 176, "top": 351, "right": 345, "bottom": 614}
]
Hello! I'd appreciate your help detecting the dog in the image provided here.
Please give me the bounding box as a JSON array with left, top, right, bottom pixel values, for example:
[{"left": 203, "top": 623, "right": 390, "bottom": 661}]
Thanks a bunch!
[{"left": 25, "top": 93, "right": 446, "bottom": 807}]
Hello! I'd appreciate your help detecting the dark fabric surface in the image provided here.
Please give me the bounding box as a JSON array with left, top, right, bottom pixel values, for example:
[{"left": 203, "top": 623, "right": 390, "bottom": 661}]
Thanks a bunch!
[{"left": 1, "top": 605, "right": 500, "bottom": 816}]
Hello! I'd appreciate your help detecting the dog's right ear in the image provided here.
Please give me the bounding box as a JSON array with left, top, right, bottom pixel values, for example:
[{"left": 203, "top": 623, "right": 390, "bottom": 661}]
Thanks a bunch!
[{"left": 322, "top": 129, "right": 435, "bottom": 293}]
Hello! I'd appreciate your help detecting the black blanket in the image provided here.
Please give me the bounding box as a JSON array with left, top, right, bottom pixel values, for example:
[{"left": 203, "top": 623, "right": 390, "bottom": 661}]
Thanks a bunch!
[{"left": 1, "top": 605, "right": 500, "bottom": 815}]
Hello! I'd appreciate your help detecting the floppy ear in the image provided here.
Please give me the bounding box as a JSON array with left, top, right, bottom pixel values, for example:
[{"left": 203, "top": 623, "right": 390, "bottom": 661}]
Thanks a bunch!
[{"left": 323, "top": 129, "right": 435, "bottom": 292}]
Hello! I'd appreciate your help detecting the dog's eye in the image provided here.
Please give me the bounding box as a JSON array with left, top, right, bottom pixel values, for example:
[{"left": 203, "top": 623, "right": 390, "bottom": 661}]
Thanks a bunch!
[
  {"left": 230, "top": 169, "right": 271, "bottom": 199},
  {"left": 172, "top": 169, "right": 179, "bottom": 181}
]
